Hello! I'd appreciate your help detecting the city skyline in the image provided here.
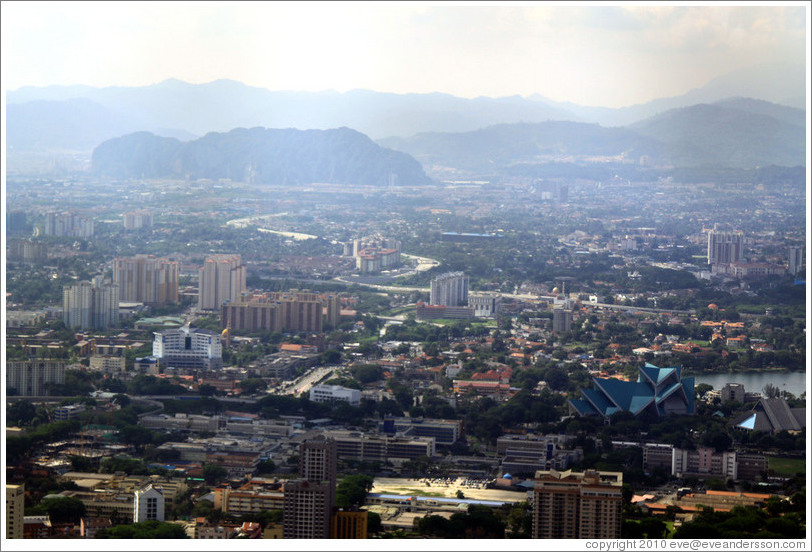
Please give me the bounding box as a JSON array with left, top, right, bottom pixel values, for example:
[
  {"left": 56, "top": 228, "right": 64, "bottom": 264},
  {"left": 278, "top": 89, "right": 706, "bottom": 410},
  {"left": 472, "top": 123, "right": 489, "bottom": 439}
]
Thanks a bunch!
[{"left": 1, "top": 2, "right": 808, "bottom": 108}]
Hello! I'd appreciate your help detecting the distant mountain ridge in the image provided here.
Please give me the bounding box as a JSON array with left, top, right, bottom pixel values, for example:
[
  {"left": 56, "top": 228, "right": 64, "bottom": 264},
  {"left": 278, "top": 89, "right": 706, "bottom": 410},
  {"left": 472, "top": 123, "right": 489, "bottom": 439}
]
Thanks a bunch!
[
  {"left": 378, "top": 99, "right": 806, "bottom": 172},
  {"left": 6, "top": 62, "right": 805, "bottom": 154},
  {"left": 91, "top": 127, "right": 433, "bottom": 186}
]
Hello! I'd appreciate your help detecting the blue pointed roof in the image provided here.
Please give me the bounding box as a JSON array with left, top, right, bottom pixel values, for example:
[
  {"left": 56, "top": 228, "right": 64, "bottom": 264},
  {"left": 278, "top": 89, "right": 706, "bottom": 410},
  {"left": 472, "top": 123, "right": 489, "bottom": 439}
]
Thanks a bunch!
[{"left": 571, "top": 363, "right": 694, "bottom": 419}]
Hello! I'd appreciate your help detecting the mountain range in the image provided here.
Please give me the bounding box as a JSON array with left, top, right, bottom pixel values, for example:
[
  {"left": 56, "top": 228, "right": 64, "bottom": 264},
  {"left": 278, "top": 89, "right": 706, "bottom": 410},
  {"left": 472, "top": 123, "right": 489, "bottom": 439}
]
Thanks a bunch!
[
  {"left": 6, "top": 62, "right": 807, "bottom": 176},
  {"left": 91, "top": 127, "right": 432, "bottom": 187}
]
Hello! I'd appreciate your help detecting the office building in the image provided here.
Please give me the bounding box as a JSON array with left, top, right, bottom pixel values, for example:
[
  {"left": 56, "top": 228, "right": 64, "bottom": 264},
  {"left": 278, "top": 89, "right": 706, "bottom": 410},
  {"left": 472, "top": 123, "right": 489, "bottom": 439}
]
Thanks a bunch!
[
  {"left": 283, "top": 480, "right": 334, "bottom": 538},
  {"left": 430, "top": 272, "right": 469, "bottom": 306},
  {"left": 283, "top": 437, "right": 337, "bottom": 539},
  {"left": 198, "top": 254, "right": 246, "bottom": 310},
  {"left": 380, "top": 416, "right": 462, "bottom": 445},
  {"left": 707, "top": 226, "right": 744, "bottom": 266},
  {"left": 133, "top": 484, "right": 165, "bottom": 523},
  {"left": 788, "top": 245, "right": 804, "bottom": 276},
  {"left": 310, "top": 384, "right": 361, "bottom": 406},
  {"left": 63, "top": 279, "right": 119, "bottom": 330},
  {"left": 331, "top": 510, "right": 368, "bottom": 538},
  {"left": 113, "top": 254, "right": 179, "bottom": 305},
  {"left": 152, "top": 326, "right": 223, "bottom": 370},
  {"left": 6, "top": 484, "right": 25, "bottom": 539},
  {"left": 720, "top": 383, "right": 746, "bottom": 403},
  {"left": 468, "top": 293, "right": 501, "bottom": 317},
  {"left": 7, "top": 360, "right": 66, "bottom": 397},
  {"left": 532, "top": 469, "right": 623, "bottom": 539},
  {"left": 326, "top": 430, "right": 436, "bottom": 462}
]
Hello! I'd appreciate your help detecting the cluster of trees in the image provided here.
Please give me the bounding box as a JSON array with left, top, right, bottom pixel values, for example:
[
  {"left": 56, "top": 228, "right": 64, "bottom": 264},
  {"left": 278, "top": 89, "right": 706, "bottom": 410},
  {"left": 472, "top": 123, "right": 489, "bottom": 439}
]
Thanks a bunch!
[
  {"left": 414, "top": 505, "right": 506, "bottom": 538},
  {"left": 673, "top": 496, "right": 806, "bottom": 539}
]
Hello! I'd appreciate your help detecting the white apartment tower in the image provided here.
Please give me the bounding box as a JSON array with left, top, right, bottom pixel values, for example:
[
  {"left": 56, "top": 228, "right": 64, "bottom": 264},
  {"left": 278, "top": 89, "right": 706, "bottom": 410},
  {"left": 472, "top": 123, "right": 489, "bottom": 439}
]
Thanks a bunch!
[
  {"left": 430, "top": 271, "right": 469, "bottom": 306},
  {"left": 113, "top": 254, "right": 179, "bottom": 305},
  {"left": 707, "top": 226, "right": 744, "bottom": 266},
  {"left": 63, "top": 279, "right": 119, "bottom": 330},
  {"left": 198, "top": 254, "right": 246, "bottom": 310},
  {"left": 788, "top": 245, "right": 804, "bottom": 276}
]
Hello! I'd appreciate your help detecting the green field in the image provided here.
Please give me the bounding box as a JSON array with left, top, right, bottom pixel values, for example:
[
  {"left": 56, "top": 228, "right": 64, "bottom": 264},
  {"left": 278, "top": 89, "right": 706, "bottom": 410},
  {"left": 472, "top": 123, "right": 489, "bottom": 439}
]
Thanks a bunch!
[{"left": 768, "top": 456, "right": 805, "bottom": 476}]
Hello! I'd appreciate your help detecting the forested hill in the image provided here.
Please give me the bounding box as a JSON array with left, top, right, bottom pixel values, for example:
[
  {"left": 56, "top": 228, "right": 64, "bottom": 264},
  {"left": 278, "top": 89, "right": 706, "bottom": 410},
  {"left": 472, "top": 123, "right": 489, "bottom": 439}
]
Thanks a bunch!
[{"left": 91, "top": 127, "right": 434, "bottom": 186}]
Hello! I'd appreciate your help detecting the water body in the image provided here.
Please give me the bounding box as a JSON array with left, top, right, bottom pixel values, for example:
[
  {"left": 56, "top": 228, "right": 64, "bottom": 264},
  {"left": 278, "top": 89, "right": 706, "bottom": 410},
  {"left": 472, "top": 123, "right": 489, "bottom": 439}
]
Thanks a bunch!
[{"left": 690, "top": 371, "right": 807, "bottom": 398}]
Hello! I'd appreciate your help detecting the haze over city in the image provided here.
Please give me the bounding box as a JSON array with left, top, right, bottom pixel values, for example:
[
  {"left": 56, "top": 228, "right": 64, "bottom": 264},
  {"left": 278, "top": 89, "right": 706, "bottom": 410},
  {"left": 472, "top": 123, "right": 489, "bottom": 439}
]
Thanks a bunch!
[
  {"left": 1, "top": 2, "right": 808, "bottom": 107},
  {"left": 2, "top": 0, "right": 810, "bottom": 549}
]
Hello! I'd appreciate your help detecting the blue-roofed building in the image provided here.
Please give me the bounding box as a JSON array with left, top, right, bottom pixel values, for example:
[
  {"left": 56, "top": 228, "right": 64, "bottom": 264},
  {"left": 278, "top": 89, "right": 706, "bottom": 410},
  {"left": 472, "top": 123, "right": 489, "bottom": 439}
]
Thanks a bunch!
[{"left": 569, "top": 363, "right": 695, "bottom": 419}]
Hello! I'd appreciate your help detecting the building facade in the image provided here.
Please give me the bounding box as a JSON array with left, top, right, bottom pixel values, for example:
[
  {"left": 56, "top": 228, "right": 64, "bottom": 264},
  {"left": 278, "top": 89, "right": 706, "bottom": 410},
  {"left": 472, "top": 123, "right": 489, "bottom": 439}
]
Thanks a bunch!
[
  {"left": 309, "top": 384, "right": 361, "bottom": 406},
  {"left": 430, "top": 272, "right": 469, "bottom": 306},
  {"left": 63, "top": 280, "right": 119, "bottom": 330},
  {"left": 220, "top": 291, "right": 331, "bottom": 333},
  {"left": 7, "top": 360, "right": 66, "bottom": 397},
  {"left": 6, "top": 484, "right": 25, "bottom": 539},
  {"left": 152, "top": 326, "right": 223, "bottom": 370},
  {"left": 198, "top": 254, "right": 246, "bottom": 310},
  {"left": 707, "top": 227, "right": 744, "bottom": 266},
  {"left": 532, "top": 469, "right": 623, "bottom": 539},
  {"left": 788, "top": 245, "right": 804, "bottom": 276},
  {"left": 283, "top": 437, "right": 337, "bottom": 539},
  {"left": 133, "top": 484, "right": 165, "bottom": 523},
  {"left": 113, "top": 254, "right": 179, "bottom": 305}
]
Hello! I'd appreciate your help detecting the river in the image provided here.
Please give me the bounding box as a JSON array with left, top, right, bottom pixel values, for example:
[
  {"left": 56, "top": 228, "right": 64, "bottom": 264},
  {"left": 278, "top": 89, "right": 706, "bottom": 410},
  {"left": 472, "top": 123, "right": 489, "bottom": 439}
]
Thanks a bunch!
[{"left": 689, "top": 371, "right": 807, "bottom": 398}]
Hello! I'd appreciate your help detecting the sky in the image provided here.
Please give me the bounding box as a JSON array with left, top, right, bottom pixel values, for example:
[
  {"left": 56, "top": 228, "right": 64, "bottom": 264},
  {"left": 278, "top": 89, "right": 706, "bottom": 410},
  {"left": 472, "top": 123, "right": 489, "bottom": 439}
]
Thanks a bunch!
[{"left": 0, "top": 1, "right": 809, "bottom": 108}]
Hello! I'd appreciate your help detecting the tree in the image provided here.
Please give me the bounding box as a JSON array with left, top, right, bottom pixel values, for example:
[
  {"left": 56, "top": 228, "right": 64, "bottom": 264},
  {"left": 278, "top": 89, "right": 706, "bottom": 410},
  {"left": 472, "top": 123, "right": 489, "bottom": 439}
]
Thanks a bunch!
[
  {"left": 28, "top": 495, "right": 86, "bottom": 525},
  {"left": 367, "top": 511, "right": 383, "bottom": 534},
  {"left": 202, "top": 464, "right": 228, "bottom": 485},
  {"left": 96, "top": 520, "right": 189, "bottom": 538},
  {"left": 336, "top": 474, "right": 374, "bottom": 509}
]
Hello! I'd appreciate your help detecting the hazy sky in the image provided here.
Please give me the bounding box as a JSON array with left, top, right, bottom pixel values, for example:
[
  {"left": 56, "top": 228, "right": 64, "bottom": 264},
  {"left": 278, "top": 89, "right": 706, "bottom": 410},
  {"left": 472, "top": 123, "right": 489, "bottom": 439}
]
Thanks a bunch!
[{"left": 1, "top": 1, "right": 808, "bottom": 108}]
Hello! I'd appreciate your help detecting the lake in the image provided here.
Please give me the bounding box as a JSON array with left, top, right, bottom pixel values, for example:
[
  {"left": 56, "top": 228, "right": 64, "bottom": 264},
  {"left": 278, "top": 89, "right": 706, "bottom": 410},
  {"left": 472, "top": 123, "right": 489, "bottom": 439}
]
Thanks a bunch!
[{"left": 689, "top": 371, "right": 807, "bottom": 398}]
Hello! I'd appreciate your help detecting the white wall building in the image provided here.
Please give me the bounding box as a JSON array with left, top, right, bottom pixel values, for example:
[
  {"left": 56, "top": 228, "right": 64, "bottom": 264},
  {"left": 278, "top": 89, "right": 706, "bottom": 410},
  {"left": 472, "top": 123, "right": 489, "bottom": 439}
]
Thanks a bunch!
[
  {"left": 309, "top": 384, "right": 361, "bottom": 406},
  {"left": 153, "top": 326, "right": 223, "bottom": 370},
  {"left": 133, "top": 484, "right": 164, "bottom": 523}
]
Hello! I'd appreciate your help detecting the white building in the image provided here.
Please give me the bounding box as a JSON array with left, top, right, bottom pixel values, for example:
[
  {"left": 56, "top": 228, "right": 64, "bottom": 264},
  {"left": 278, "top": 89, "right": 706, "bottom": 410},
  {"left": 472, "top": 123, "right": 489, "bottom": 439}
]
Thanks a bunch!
[
  {"left": 63, "top": 279, "right": 119, "bottom": 330},
  {"left": 7, "top": 360, "right": 66, "bottom": 397},
  {"left": 153, "top": 326, "right": 223, "bottom": 370},
  {"left": 309, "top": 384, "right": 361, "bottom": 406},
  {"left": 198, "top": 254, "right": 246, "bottom": 310},
  {"left": 430, "top": 272, "right": 468, "bottom": 306},
  {"left": 468, "top": 293, "right": 501, "bottom": 318},
  {"left": 133, "top": 484, "right": 164, "bottom": 523}
]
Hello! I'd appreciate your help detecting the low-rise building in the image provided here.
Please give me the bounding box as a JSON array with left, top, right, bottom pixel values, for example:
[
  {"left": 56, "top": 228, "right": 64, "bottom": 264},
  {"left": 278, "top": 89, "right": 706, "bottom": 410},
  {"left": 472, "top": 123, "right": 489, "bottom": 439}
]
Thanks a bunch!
[{"left": 309, "top": 384, "right": 361, "bottom": 406}]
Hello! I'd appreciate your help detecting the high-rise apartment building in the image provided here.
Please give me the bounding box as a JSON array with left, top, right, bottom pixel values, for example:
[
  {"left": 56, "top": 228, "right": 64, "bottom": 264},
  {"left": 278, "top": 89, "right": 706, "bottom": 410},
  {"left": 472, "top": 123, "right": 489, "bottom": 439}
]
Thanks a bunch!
[
  {"left": 283, "top": 437, "right": 337, "bottom": 539},
  {"left": 44, "top": 211, "right": 94, "bottom": 238},
  {"left": 430, "top": 271, "right": 469, "bottom": 306},
  {"left": 6, "top": 360, "right": 66, "bottom": 397},
  {"left": 113, "top": 254, "right": 179, "bottom": 305},
  {"left": 198, "top": 254, "right": 246, "bottom": 310},
  {"left": 707, "top": 226, "right": 744, "bottom": 266},
  {"left": 552, "top": 307, "right": 572, "bottom": 332},
  {"left": 63, "top": 279, "right": 118, "bottom": 330},
  {"left": 6, "top": 484, "right": 25, "bottom": 539},
  {"left": 221, "top": 291, "right": 326, "bottom": 333},
  {"left": 788, "top": 245, "right": 804, "bottom": 276},
  {"left": 123, "top": 210, "right": 153, "bottom": 230},
  {"left": 532, "top": 469, "right": 623, "bottom": 539}
]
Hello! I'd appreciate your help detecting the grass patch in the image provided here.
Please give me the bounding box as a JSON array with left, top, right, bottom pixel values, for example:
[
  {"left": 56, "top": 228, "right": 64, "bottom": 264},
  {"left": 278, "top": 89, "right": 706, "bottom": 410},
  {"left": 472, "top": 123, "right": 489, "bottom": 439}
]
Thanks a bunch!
[{"left": 768, "top": 456, "right": 805, "bottom": 476}]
